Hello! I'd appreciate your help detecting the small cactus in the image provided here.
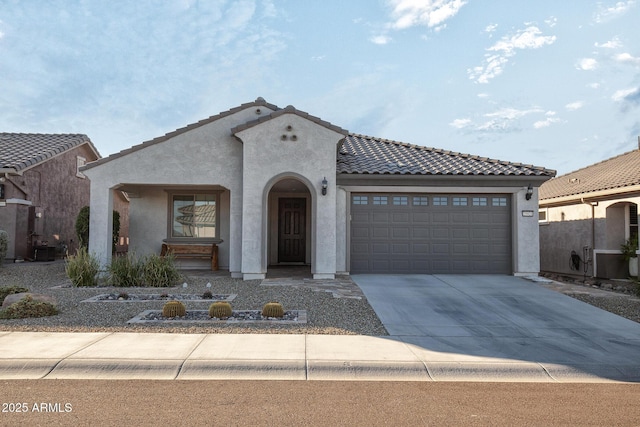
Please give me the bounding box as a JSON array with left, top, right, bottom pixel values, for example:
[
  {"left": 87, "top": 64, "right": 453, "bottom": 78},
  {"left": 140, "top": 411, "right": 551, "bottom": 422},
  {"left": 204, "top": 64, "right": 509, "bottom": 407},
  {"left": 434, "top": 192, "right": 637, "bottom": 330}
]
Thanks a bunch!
[
  {"left": 162, "top": 300, "right": 186, "bottom": 317},
  {"left": 202, "top": 291, "right": 213, "bottom": 299},
  {"left": 262, "top": 301, "right": 284, "bottom": 318},
  {"left": 209, "top": 301, "right": 232, "bottom": 318}
]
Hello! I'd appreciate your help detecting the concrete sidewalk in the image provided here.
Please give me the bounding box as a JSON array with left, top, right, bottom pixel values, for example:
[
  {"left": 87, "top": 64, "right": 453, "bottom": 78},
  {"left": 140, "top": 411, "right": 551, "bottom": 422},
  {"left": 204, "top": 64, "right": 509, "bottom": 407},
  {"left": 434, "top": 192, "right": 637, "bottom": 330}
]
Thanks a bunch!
[{"left": 0, "top": 331, "right": 635, "bottom": 382}]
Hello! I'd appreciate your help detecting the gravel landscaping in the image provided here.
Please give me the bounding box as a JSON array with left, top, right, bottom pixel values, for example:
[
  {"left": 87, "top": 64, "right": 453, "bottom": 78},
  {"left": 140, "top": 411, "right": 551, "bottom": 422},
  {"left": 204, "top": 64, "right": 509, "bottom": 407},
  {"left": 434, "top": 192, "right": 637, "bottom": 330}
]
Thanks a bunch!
[
  {"left": 0, "top": 261, "right": 387, "bottom": 335},
  {"left": 1, "top": 261, "right": 639, "bottom": 336}
]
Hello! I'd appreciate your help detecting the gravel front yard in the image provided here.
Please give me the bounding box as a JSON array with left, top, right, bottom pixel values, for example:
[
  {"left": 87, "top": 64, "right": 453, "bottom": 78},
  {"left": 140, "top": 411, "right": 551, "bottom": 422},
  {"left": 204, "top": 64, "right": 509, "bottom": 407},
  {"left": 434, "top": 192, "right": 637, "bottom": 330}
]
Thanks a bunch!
[
  {"left": 1, "top": 261, "right": 639, "bottom": 335},
  {"left": 0, "top": 261, "right": 387, "bottom": 336}
]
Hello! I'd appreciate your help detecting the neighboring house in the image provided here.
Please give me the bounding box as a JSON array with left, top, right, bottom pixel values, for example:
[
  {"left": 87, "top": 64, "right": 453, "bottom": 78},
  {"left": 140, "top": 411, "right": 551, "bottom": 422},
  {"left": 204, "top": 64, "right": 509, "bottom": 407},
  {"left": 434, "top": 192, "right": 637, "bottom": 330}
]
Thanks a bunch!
[
  {"left": 539, "top": 141, "right": 640, "bottom": 279},
  {"left": 82, "top": 98, "right": 555, "bottom": 279},
  {"left": 0, "top": 133, "right": 129, "bottom": 261}
]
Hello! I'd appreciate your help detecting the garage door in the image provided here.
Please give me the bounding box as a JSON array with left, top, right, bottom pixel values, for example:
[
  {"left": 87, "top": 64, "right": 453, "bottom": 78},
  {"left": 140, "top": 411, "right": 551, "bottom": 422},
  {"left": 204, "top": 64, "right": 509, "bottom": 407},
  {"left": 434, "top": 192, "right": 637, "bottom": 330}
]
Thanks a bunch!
[{"left": 350, "top": 194, "right": 511, "bottom": 274}]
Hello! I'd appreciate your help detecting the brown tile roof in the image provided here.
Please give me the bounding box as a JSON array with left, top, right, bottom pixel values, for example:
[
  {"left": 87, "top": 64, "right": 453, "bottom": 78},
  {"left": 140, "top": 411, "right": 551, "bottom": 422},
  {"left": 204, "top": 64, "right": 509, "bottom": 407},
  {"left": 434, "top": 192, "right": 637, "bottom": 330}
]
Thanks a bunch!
[
  {"left": 0, "top": 133, "right": 98, "bottom": 173},
  {"left": 540, "top": 148, "right": 640, "bottom": 201},
  {"left": 338, "top": 134, "right": 556, "bottom": 176}
]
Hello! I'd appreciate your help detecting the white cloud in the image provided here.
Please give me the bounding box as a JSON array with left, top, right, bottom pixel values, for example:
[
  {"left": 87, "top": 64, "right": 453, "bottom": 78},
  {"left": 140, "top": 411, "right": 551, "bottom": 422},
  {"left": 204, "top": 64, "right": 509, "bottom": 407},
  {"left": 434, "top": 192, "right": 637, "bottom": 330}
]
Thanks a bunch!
[
  {"left": 614, "top": 52, "right": 640, "bottom": 65},
  {"left": 588, "top": 82, "right": 601, "bottom": 89},
  {"left": 468, "top": 26, "right": 556, "bottom": 83},
  {"left": 594, "top": 0, "right": 636, "bottom": 23},
  {"left": 576, "top": 58, "right": 598, "bottom": 70},
  {"left": 612, "top": 87, "right": 640, "bottom": 102},
  {"left": 477, "top": 93, "right": 489, "bottom": 98},
  {"left": 565, "top": 101, "right": 584, "bottom": 111},
  {"left": 533, "top": 117, "right": 561, "bottom": 129},
  {"left": 449, "top": 118, "right": 472, "bottom": 128},
  {"left": 545, "top": 16, "right": 557, "bottom": 27},
  {"left": 484, "top": 23, "right": 498, "bottom": 34},
  {"left": 371, "top": 34, "right": 392, "bottom": 45},
  {"left": 474, "top": 107, "right": 545, "bottom": 131},
  {"left": 386, "top": 0, "right": 467, "bottom": 29},
  {"left": 594, "top": 37, "right": 622, "bottom": 49}
]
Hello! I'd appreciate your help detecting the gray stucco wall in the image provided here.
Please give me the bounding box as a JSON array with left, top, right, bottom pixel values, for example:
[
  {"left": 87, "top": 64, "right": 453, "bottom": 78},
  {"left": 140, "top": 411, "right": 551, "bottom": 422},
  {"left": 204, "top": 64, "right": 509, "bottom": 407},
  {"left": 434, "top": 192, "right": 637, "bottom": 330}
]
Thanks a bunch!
[
  {"left": 235, "top": 113, "right": 344, "bottom": 279},
  {"left": 84, "top": 105, "right": 272, "bottom": 271}
]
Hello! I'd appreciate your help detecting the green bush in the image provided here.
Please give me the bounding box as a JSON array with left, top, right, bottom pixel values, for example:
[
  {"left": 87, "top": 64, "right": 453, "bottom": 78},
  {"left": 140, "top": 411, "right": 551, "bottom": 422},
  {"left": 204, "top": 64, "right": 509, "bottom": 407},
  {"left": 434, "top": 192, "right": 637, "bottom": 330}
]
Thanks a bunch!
[
  {"left": 142, "top": 253, "right": 181, "bottom": 287},
  {"left": 75, "top": 206, "right": 90, "bottom": 249},
  {"left": 0, "top": 295, "right": 58, "bottom": 319},
  {"left": 106, "top": 252, "right": 182, "bottom": 287},
  {"left": 0, "top": 230, "right": 8, "bottom": 266},
  {"left": 65, "top": 247, "right": 100, "bottom": 287},
  {"left": 75, "top": 206, "right": 121, "bottom": 252},
  {"left": 108, "top": 253, "right": 144, "bottom": 287},
  {"left": 0, "top": 285, "right": 30, "bottom": 304}
]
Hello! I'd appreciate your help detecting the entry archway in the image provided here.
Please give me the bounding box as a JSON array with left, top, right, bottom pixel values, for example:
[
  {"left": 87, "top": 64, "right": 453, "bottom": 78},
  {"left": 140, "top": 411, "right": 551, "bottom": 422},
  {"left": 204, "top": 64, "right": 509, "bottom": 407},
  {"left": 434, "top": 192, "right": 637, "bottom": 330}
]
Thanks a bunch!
[{"left": 266, "top": 177, "right": 313, "bottom": 267}]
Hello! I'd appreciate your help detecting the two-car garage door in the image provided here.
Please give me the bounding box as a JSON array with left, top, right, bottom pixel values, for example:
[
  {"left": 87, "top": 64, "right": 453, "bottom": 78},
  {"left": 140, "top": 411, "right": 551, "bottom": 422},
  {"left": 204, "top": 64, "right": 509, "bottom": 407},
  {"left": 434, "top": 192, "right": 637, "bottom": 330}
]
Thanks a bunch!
[{"left": 350, "top": 193, "right": 512, "bottom": 274}]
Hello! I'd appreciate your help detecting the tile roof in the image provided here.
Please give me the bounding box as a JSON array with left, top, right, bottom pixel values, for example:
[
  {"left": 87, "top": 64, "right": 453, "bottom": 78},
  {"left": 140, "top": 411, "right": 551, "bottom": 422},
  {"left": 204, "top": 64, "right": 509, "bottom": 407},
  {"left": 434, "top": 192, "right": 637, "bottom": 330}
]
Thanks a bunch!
[
  {"left": 540, "top": 148, "right": 640, "bottom": 201},
  {"left": 338, "top": 134, "right": 556, "bottom": 176},
  {"left": 0, "top": 133, "right": 98, "bottom": 173}
]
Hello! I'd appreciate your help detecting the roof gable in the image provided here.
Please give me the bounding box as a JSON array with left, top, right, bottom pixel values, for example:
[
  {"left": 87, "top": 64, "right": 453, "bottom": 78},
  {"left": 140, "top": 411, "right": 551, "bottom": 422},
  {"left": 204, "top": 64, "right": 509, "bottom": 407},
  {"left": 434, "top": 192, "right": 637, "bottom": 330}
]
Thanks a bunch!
[
  {"left": 540, "top": 148, "right": 640, "bottom": 201},
  {"left": 83, "top": 97, "right": 279, "bottom": 170},
  {"left": 0, "top": 133, "right": 98, "bottom": 173},
  {"left": 231, "top": 104, "right": 348, "bottom": 137},
  {"left": 338, "top": 134, "right": 556, "bottom": 177}
]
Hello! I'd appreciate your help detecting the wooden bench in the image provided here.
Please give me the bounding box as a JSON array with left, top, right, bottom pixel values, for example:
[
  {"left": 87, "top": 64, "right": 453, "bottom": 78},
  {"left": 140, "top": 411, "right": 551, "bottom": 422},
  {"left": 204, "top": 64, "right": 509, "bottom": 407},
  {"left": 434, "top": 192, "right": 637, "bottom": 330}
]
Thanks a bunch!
[{"left": 160, "top": 242, "right": 219, "bottom": 271}]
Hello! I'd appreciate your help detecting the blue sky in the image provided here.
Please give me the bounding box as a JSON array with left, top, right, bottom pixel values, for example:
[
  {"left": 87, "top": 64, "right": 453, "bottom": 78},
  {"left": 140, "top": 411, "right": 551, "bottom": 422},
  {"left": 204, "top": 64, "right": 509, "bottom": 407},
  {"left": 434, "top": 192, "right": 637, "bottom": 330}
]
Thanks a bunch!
[{"left": 0, "top": 0, "right": 638, "bottom": 175}]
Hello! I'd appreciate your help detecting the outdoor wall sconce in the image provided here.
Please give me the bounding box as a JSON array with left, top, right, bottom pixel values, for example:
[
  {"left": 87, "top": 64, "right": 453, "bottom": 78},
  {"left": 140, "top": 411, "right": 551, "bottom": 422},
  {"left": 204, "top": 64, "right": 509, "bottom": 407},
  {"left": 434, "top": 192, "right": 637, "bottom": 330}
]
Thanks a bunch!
[
  {"left": 525, "top": 184, "right": 533, "bottom": 200},
  {"left": 321, "top": 177, "right": 328, "bottom": 196}
]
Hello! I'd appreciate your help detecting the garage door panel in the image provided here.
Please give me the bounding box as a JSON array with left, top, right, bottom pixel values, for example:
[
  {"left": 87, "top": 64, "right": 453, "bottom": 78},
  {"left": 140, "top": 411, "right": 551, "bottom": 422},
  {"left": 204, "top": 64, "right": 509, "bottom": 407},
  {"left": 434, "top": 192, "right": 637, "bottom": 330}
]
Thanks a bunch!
[
  {"left": 372, "top": 227, "right": 389, "bottom": 238},
  {"left": 372, "top": 243, "right": 390, "bottom": 254},
  {"left": 432, "top": 228, "right": 449, "bottom": 239},
  {"left": 452, "top": 228, "right": 470, "bottom": 239},
  {"left": 392, "top": 228, "right": 410, "bottom": 238},
  {"left": 350, "top": 193, "right": 511, "bottom": 274},
  {"left": 392, "top": 243, "right": 410, "bottom": 254},
  {"left": 413, "top": 227, "right": 429, "bottom": 238}
]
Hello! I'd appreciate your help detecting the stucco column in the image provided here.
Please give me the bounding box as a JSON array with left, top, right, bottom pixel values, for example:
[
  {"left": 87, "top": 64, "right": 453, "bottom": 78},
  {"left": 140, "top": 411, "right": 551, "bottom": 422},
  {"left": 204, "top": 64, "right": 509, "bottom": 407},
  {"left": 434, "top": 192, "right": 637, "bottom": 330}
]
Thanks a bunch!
[
  {"left": 513, "top": 186, "right": 540, "bottom": 276},
  {"left": 229, "top": 189, "right": 243, "bottom": 278},
  {"left": 241, "top": 194, "right": 266, "bottom": 280},
  {"left": 88, "top": 185, "right": 113, "bottom": 271},
  {"left": 311, "top": 180, "right": 336, "bottom": 279},
  {"left": 335, "top": 186, "right": 348, "bottom": 274}
]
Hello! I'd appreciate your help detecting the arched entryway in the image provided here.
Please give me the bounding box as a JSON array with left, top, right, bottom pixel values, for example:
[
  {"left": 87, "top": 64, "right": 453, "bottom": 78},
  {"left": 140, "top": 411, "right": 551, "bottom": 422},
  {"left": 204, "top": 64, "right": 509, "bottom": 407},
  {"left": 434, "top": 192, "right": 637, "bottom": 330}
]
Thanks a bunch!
[{"left": 267, "top": 177, "right": 312, "bottom": 270}]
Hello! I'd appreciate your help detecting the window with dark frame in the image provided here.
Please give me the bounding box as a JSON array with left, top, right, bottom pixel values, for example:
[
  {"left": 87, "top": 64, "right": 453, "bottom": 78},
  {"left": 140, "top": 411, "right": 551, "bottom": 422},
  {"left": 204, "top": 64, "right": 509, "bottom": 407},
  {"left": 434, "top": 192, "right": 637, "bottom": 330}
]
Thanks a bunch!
[{"left": 171, "top": 193, "right": 217, "bottom": 238}]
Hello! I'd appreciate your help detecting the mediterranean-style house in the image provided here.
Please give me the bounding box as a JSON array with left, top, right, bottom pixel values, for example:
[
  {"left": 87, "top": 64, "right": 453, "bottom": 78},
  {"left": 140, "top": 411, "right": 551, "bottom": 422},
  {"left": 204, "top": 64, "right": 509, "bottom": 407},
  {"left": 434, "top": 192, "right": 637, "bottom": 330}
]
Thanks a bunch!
[
  {"left": 539, "top": 140, "right": 640, "bottom": 279},
  {"left": 0, "top": 133, "right": 129, "bottom": 261},
  {"left": 82, "top": 98, "right": 555, "bottom": 279}
]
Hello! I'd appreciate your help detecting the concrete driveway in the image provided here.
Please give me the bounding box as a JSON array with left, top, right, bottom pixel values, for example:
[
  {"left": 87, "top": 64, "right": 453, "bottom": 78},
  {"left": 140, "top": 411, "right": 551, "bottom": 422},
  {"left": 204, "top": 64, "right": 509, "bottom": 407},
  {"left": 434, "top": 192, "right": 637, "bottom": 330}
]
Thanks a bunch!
[{"left": 352, "top": 274, "right": 640, "bottom": 382}]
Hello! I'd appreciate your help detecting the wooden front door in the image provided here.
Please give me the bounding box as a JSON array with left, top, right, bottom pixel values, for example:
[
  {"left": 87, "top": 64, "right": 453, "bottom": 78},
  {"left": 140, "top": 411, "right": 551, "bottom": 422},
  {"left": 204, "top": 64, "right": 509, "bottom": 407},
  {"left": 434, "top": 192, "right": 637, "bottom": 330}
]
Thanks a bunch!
[{"left": 278, "top": 198, "right": 306, "bottom": 263}]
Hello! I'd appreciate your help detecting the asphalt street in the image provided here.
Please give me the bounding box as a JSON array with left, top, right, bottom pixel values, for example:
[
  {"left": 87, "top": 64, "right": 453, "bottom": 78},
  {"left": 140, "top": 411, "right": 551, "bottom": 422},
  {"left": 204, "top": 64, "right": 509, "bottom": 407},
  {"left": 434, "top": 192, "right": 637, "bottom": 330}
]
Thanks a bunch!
[{"left": 1, "top": 380, "right": 639, "bottom": 426}]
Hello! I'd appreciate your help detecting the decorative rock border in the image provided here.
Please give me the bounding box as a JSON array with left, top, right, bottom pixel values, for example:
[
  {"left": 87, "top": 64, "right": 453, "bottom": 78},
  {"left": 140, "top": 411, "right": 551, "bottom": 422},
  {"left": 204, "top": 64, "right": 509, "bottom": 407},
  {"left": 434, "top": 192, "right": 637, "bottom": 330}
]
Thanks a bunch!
[
  {"left": 81, "top": 293, "right": 236, "bottom": 303},
  {"left": 127, "top": 310, "right": 307, "bottom": 324}
]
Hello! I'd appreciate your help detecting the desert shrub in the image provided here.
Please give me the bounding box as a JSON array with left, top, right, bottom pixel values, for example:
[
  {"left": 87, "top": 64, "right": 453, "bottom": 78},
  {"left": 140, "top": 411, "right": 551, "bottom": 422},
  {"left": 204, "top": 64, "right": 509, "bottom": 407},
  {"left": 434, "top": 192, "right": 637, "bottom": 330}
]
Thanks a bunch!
[
  {"left": 142, "top": 253, "right": 181, "bottom": 287},
  {"left": 0, "top": 230, "right": 8, "bottom": 267},
  {"left": 75, "top": 206, "right": 121, "bottom": 252},
  {"left": 0, "top": 285, "right": 29, "bottom": 303},
  {"left": 75, "top": 206, "right": 91, "bottom": 249},
  {"left": 0, "top": 230, "right": 8, "bottom": 266},
  {"left": 108, "top": 253, "right": 144, "bottom": 287},
  {"left": 65, "top": 247, "right": 100, "bottom": 287},
  {"left": 0, "top": 295, "right": 58, "bottom": 319}
]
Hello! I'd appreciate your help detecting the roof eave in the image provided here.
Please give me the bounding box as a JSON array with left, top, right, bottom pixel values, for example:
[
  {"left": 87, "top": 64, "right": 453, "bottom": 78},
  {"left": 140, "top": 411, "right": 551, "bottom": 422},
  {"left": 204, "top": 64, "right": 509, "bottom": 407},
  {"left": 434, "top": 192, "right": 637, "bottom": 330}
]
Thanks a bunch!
[{"left": 540, "top": 184, "right": 640, "bottom": 207}]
